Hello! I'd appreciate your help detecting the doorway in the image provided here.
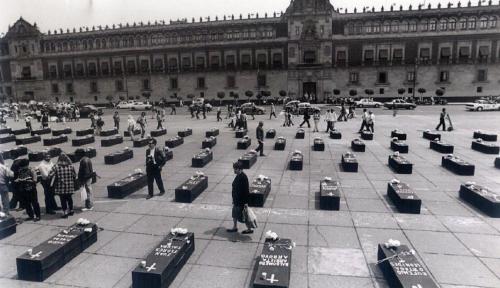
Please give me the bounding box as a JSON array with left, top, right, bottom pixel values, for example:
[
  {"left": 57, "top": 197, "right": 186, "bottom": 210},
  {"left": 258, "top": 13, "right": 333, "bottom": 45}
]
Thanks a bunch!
[{"left": 303, "top": 82, "right": 317, "bottom": 103}]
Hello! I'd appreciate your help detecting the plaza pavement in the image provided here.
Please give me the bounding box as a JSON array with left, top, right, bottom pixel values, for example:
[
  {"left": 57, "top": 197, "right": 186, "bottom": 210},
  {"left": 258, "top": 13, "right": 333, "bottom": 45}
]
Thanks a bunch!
[{"left": 0, "top": 105, "right": 499, "bottom": 288}]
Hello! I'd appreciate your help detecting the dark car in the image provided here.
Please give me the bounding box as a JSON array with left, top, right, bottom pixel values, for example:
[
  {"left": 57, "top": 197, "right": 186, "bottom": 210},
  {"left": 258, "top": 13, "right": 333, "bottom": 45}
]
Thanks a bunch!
[
  {"left": 384, "top": 99, "right": 417, "bottom": 110},
  {"left": 79, "top": 105, "right": 103, "bottom": 118}
]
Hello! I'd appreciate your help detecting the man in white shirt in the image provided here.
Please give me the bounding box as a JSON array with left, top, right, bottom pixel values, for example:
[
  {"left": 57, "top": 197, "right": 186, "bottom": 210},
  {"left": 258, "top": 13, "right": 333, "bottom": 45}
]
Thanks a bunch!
[
  {"left": 37, "top": 154, "right": 58, "bottom": 214},
  {"left": 358, "top": 109, "right": 368, "bottom": 133},
  {"left": 324, "top": 110, "right": 332, "bottom": 132},
  {"left": 0, "top": 154, "right": 14, "bottom": 214},
  {"left": 367, "top": 111, "right": 375, "bottom": 133}
]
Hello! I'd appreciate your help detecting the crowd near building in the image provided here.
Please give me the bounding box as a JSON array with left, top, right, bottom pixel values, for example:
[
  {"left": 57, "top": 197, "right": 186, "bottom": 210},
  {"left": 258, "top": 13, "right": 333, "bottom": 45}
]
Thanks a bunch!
[{"left": 1, "top": 0, "right": 500, "bottom": 104}]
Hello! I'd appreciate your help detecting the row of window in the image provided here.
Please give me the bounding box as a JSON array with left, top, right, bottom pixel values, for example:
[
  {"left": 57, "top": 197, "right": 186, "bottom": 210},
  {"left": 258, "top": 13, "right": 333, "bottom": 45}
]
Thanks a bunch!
[
  {"left": 47, "top": 53, "right": 284, "bottom": 78},
  {"left": 347, "top": 16, "right": 497, "bottom": 35},
  {"left": 49, "top": 74, "right": 268, "bottom": 94},
  {"left": 42, "top": 28, "right": 276, "bottom": 53},
  {"left": 348, "top": 69, "right": 489, "bottom": 85}
]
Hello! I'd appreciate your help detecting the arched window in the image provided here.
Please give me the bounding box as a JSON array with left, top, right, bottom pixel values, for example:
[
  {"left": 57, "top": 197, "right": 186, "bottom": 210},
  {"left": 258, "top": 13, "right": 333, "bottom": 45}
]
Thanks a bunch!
[
  {"left": 460, "top": 18, "right": 467, "bottom": 30},
  {"left": 365, "top": 22, "right": 373, "bottom": 33},
  {"left": 62, "top": 41, "right": 68, "bottom": 51},
  {"left": 409, "top": 21, "right": 417, "bottom": 32},
  {"left": 373, "top": 22, "right": 381, "bottom": 33},
  {"left": 383, "top": 22, "right": 391, "bottom": 33},
  {"left": 102, "top": 39, "right": 107, "bottom": 48},
  {"left": 449, "top": 18, "right": 457, "bottom": 30},
  {"left": 391, "top": 21, "right": 399, "bottom": 32},
  {"left": 468, "top": 17, "right": 476, "bottom": 29},
  {"left": 401, "top": 21, "right": 409, "bottom": 32},
  {"left": 440, "top": 19, "right": 448, "bottom": 31},
  {"left": 347, "top": 23, "right": 354, "bottom": 34},
  {"left": 429, "top": 20, "right": 437, "bottom": 31},
  {"left": 355, "top": 22, "right": 363, "bottom": 34},
  {"left": 88, "top": 39, "right": 93, "bottom": 49},
  {"left": 490, "top": 16, "right": 497, "bottom": 28},
  {"left": 129, "top": 37, "right": 134, "bottom": 47},
  {"left": 421, "top": 19, "right": 429, "bottom": 31},
  {"left": 480, "top": 17, "right": 488, "bottom": 29}
]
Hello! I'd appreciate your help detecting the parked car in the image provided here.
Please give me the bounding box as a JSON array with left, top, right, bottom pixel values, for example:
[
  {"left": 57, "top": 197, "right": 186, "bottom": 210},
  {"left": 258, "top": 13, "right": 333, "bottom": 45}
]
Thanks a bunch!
[
  {"left": 79, "top": 105, "right": 103, "bottom": 118},
  {"left": 284, "top": 100, "right": 300, "bottom": 110},
  {"left": 384, "top": 99, "right": 417, "bottom": 110},
  {"left": 238, "top": 102, "right": 266, "bottom": 115},
  {"left": 465, "top": 100, "right": 500, "bottom": 111},
  {"left": 297, "top": 102, "right": 320, "bottom": 115},
  {"left": 130, "top": 102, "right": 152, "bottom": 110},
  {"left": 116, "top": 101, "right": 136, "bottom": 109},
  {"left": 354, "top": 98, "right": 383, "bottom": 108}
]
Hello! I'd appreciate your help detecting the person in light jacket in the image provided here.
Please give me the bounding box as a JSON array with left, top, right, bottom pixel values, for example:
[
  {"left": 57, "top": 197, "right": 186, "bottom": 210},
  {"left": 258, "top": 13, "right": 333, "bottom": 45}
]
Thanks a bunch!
[
  {"left": 0, "top": 154, "right": 14, "bottom": 215},
  {"left": 227, "top": 162, "right": 253, "bottom": 234},
  {"left": 37, "top": 154, "right": 58, "bottom": 214}
]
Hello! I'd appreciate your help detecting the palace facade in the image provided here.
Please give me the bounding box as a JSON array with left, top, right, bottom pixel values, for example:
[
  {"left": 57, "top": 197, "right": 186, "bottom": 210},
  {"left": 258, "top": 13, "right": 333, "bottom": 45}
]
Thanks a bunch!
[{"left": 1, "top": 0, "right": 500, "bottom": 104}]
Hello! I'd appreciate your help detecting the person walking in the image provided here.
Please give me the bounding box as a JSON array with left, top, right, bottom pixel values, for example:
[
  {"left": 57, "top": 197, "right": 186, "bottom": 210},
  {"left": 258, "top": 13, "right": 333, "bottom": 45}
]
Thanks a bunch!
[
  {"left": 435, "top": 108, "right": 447, "bottom": 131},
  {"left": 338, "top": 104, "right": 348, "bottom": 122},
  {"left": 78, "top": 156, "right": 94, "bottom": 211},
  {"left": 37, "top": 154, "right": 58, "bottom": 214},
  {"left": 113, "top": 111, "right": 120, "bottom": 131},
  {"left": 227, "top": 161, "right": 253, "bottom": 234},
  {"left": 299, "top": 109, "right": 311, "bottom": 128},
  {"left": 16, "top": 159, "right": 40, "bottom": 221},
  {"left": 358, "top": 109, "right": 368, "bottom": 133},
  {"left": 95, "top": 115, "right": 104, "bottom": 136},
  {"left": 331, "top": 109, "right": 338, "bottom": 130},
  {"left": 251, "top": 106, "right": 256, "bottom": 120},
  {"left": 25, "top": 114, "right": 33, "bottom": 131},
  {"left": 324, "top": 110, "right": 332, "bottom": 132},
  {"left": 287, "top": 108, "right": 294, "bottom": 126},
  {"left": 216, "top": 107, "right": 222, "bottom": 122},
  {"left": 145, "top": 138, "right": 166, "bottom": 199},
  {"left": 41, "top": 111, "right": 49, "bottom": 129},
  {"left": 269, "top": 103, "right": 277, "bottom": 119},
  {"left": 202, "top": 103, "right": 207, "bottom": 119},
  {"left": 313, "top": 111, "right": 320, "bottom": 132},
  {"left": 156, "top": 111, "right": 164, "bottom": 130},
  {"left": 137, "top": 112, "right": 147, "bottom": 138},
  {"left": 367, "top": 111, "right": 375, "bottom": 133},
  {"left": 0, "top": 154, "right": 14, "bottom": 215},
  {"left": 75, "top": 107, "right": 80, "bottom": 122},
  {"left": 255, "top": 121, "right": 265, "bottom": 157},
  {"left": 170, "top": 104, "right": 176, "bottom": 115},
  {"left": 127, "top": 115, "right": 137, "bottom": 141},
  {"left": 49, "top": 154, "right": 77, "bottom": 218}
]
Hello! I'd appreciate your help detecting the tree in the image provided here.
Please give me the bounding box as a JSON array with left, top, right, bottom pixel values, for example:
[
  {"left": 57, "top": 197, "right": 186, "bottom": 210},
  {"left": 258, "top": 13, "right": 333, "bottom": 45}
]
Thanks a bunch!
[
  {"left": 135, "top": 95, "right": 140, "bottom": 100},
  {"left": 435, "top": 89, "right": 444, "bottom": 97},
  {"left": 397, "top": 88, "right": 406, "bottom": 97},
  {"left": 105, "top": 95, "right": 114, "bottom": 105},
  {"left": 349, "top": 89, "right": 357, "bottom": 97},
  {"left": 279, "top": 90, "right": 287, "bottom": 97},
  {"left": 217, "top": 92, "right": 225, "bottom": 106},
  {"left": 256, "top": 92, "right": 263, "bottom": 105},
  {"left": 245, "top": 90, "right": 254, "bottom": 102},
  {"left": 333, "top": 89, "right": 341, "bottom": 96},
  {"left": 364, "top": 89, "right": 374, "bottom": 97},
  {"left": 142, "top": 92, "right": 151, "bottom": 103},
  {"left": 119, "top": 96, "right": 125, "bottom": 101}
]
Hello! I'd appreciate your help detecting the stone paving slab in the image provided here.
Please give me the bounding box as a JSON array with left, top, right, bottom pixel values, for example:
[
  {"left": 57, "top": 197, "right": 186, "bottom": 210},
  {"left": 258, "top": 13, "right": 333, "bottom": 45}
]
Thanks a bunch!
[{"left": 0, "top": 105, "right": 499, "bottom": 287}]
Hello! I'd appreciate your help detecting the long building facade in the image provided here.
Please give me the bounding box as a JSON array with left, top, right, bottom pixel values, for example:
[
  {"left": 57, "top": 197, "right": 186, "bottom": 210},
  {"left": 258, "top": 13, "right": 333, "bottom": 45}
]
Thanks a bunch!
[{"left": 1, "top": 0, "right": 500, "bottom": 104}]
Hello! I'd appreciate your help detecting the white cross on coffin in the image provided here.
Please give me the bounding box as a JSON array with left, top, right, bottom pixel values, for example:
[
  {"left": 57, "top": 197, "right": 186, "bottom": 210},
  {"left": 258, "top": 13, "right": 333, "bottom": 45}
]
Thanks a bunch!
[
  {"left": 30, "top": 251, "right": 43, "bottom": 259},
  {"left": 146, "top": 263, "right": 156, "bottom": 272},
  {"left": 267, "top": 274, "right": 279, "bottom": 284}
]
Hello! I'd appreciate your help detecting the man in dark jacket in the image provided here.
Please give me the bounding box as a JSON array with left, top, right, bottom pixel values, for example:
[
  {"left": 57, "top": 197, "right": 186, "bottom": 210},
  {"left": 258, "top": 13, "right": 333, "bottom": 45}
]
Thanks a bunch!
[
  {"left": 227, "top": 162, "right": 253, "bottom": 234},
  {"left": 255, "top": 121, "right": 265, "bottom": 156},
  {"left": 299, "top": 109, "right": 311, "bottom": 128},
  {"left": 435, "top": 108, "right": 447, "bottom": 131},
  {"left": 145, "top": 138, "right": 166, "bottom": 199},
  {"left": 78, "top": 156, "right": 94, "bottom": 211}
]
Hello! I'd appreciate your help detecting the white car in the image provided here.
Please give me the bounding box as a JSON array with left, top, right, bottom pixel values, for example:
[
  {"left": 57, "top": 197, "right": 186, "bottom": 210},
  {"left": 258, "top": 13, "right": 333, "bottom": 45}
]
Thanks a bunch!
[
  {"left": 130, "top": 102, "right": 152, "bottom": 110},
  {"left": 116, "top": 101, "right": 136, "bottom": 109},
  {"left": 465, "top": 100, "right": 500, "bottom": 111},
  {"left": 355, "top": 98, "right": 383, "bottom": 108}
]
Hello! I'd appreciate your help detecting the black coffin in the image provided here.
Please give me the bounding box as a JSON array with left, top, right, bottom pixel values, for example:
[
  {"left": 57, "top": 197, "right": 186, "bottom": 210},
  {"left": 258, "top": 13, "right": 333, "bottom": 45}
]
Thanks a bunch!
[
  {"left": 43, "top": 135, "right": 68, "bottom": 146},
  {"left": 237, "top": 138, "right": 252, "bottom": 150},
  {"left": 459, "top": 184, "right": 500, "bottom": 218},
  {"left": 16, "top": 135, "right": 41, "bottom": 145},
  {"left": 295, "top": 129, "right": 305, "bottom": 139},
  {"left": 253, "top": 238, "right": 292, "bottom": 288},
  {"left": 99, "top": 128, "right": 118, "bottom": 137},
  {"left": 329, "top": 130, "right": 342, "bottom": 139},
  {"left": 238, "top": 152, "right": 258, "bottom": 169},
  {"left": 107, "top": 173, "right": 147, "bottom": 199},
  {"left": 101, "top": 136, "right": 124, "bottom": 147},
  {"left": 473, "top": 131, "right": 497, "bottom": 142},
  {"left": 124, "top": 129, "right": 141, "bottom": 137},
  {"left": 274, "top": 138, "right": 286, "bottom": 150},
  {"left": 151, "top": 129, "right": 167, "bottom": 138},
  {"left": 235, "top": 129, "right": 247, "bottom": 138},
  {"left": 377, "top": 244, "right": 438, "bottom": 288},
  {"left": 430, "top": 140, "right": 454, "bottom": 154},
  {"left": 249, "top": 178, "right": 271, "bottom": 207},
  {"left": 175, "top": 175, "right": 208, "bottom": 203},
  {"left": 76, "top": 128, "right": 94, "bottom": 137},
  {"left": 289, "top": 152, "right": 303, "bottom": 171},
  {"left": 387, "top": 182, "right": 421, "bottom": 214},
  {"left": 72, "top": 135, "right": 95, "bottom": 147},
  {"left": 351, "top": 139, "right": 365, "bottom": 152},
  {"left": 361, "top": 131, "right": 373, "bottom": 140},
  {"left": 178, "top": 129, "right": 192, "bottom": 138},
  {"left": 2, "top": 146, "right": 28, "bottom": 160},
  {"left": 441, "top": 156, "right": 475, "bottom": 176},
  {"left": 471, "top": 140, "right": 500, "bottom": 155},
  {"left": 132, "top": 232, "right": 194, "bottom": 288},
  {"left": 68, "top": 148, "right": 97, "bottom": 163},
  {"left": 52, "top": 128, "right": 72, "bottom": 137},
  {"left": 388, "top": 155, "right": 413, "bottom": 174},
  {"left": 205, "top": 128, "right": 219, "bottom": 137},
  {"left": 31, "top": 128, "right": 51, "bottom": 136},
  {"left": 319, "top": 179, "right": 340, "bottom": 210},
  {"left": 191, "top": 150, "right": 213, "bottom": 168},
  {"left": 0, "top": 215, "right": 17, "bottom": 240},
  {"left": 0, "top": 134, "right": 15, "bottom": 144},
  {"left": 390, "top": 140, "right": 409, "bottom": 154},
  {"left": 341, "top": 153, "right": 358, "bottom": 172},
  {"left": 133, "top": 138, "right": 150, "bottom": 148},
  {"left": 496, "top": 157, "right": 500, "bottom": 169},
  {"left": 0, "top": 127, "right": 12, "bottom": 135},
  {"left": 165, "top": 137, "right": 184, "bottom": 148},
  {"left": 12, "top": 127, "right": 30, "bottom": 135},
  {"left": 202, "top": 137, "right": 217, "bottom": 149},
  {"left": 266, "top": 129, "right": 276, "bottom": 139},
  {"left": 423, "top": 131, "right": 441, "bottom": 141},
  {"left": 390, "top": 130, "right": 407, "bottom": 140},
  {"left": 30, "top": 147, "right": 62, "bottom": 162},
  {"left": 104, "top": 149, "right": 134, "bottom": 165},
  {"left": 313, "top": 139, "right": 325, "bottom": 151},
  {"left": 16, "top": 223, "right": 98, "bottom": 282}
]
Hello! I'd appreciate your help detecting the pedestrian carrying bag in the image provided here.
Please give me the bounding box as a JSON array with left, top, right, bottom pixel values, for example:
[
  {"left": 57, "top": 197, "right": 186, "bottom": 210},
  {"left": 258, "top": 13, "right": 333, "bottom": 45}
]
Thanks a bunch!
[{"left": 244, "top": 206, "right": 258, "bottom": 229}]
